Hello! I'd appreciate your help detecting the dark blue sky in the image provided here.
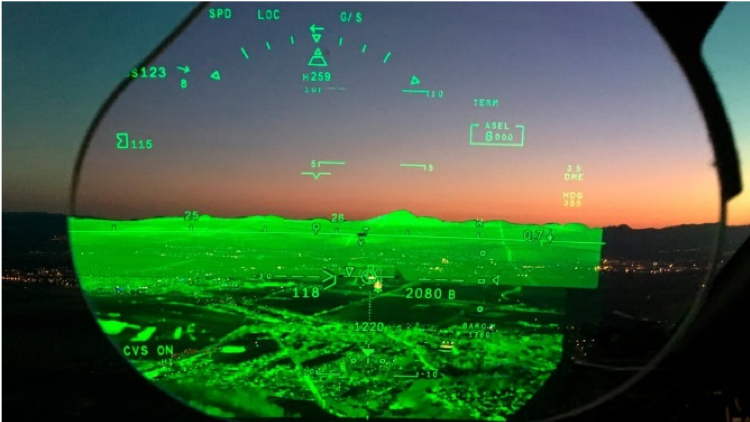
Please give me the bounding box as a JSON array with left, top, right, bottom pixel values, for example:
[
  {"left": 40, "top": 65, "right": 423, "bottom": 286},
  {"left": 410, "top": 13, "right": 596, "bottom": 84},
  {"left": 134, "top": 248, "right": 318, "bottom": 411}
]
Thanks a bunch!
[
  {"left": 3, "top": 2, "right": 197, "bottom": 211},
  {"left": 4, "top": 2, "right": 747, "bottom": 227}
]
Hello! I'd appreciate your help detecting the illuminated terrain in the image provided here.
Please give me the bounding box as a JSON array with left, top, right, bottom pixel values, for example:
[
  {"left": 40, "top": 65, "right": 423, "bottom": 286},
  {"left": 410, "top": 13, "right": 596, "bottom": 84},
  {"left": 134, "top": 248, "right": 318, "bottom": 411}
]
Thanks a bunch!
[{"left": 68, "top": 211, "right": 603, "bottom": 420}]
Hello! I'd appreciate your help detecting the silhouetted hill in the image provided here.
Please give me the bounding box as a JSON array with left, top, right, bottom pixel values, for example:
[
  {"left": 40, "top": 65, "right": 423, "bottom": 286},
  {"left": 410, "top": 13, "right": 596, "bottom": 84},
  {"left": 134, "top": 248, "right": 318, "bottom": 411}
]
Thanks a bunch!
[{"left": 602, "top": 223, "right": 750, "bottom": 262}]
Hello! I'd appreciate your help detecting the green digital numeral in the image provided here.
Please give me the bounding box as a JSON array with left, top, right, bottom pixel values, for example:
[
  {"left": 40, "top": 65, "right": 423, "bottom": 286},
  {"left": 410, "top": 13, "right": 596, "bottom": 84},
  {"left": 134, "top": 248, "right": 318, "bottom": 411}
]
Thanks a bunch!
[
  {"left": 184, "top": 211, "right": 200, "bottom": 221},
  {"left": 130, "top": 139, "right": 153, "bottom": 149},
  {"left": 302, "top": 72, "right": 331, "bottom": 82},
  {"left": 523, "top": 230, "right": 545, "bottom": 242},
  {"left": 293, "top": 287, "right": 320, "bottom": 298},
  {"left": 354, "top": 321, "right": 384, "bottom": 332},
  {"left": 405, "top": 287, "right": 443, "bottom": 299},
  {"left": 130, "top": 66, "right": 166, "bottom": 79},
  {"left": 486, "top": 131, "right": 513, "bottom": 142}
]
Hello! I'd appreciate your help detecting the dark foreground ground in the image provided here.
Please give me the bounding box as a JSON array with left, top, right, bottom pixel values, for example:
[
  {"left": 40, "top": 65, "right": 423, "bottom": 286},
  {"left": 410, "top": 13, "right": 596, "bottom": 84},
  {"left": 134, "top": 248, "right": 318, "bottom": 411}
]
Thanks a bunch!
[
  {"left": 4, "top": 213, "right": 749, "bottom": 420},
  {"left": 4, "top": 279, "right": 748, "bottom": 422}
]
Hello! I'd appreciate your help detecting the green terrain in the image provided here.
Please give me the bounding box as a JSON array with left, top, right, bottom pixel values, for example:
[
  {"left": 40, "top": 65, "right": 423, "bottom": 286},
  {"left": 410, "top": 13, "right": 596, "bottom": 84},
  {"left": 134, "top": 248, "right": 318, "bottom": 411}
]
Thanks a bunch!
[{"left": 68, "top": 211, "right": 603, "bottom": 420}]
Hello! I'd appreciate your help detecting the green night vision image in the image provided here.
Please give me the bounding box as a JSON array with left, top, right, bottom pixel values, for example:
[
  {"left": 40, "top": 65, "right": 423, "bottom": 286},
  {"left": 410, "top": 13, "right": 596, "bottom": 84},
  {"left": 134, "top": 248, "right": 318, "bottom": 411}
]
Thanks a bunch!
[
  {"left": 69, "top": 214, "right": 601, "bottom": 419},
  {"left": 67, "top": 2, "right": 720, "bottom": 421}
]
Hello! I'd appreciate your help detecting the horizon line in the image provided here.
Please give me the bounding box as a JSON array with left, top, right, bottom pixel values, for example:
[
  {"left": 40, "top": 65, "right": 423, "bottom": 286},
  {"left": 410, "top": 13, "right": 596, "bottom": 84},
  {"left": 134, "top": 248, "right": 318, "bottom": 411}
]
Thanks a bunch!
[{"left": 5, "top": 210, "right": 748, "bottom": 231}]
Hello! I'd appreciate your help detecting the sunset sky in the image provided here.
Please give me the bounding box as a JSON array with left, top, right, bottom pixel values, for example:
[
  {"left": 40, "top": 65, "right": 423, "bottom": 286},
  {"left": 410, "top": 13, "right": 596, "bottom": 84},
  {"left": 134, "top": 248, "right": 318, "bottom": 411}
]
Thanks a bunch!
[{"left": 4, "top": 2, "right": 748, "bottom": 228}]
